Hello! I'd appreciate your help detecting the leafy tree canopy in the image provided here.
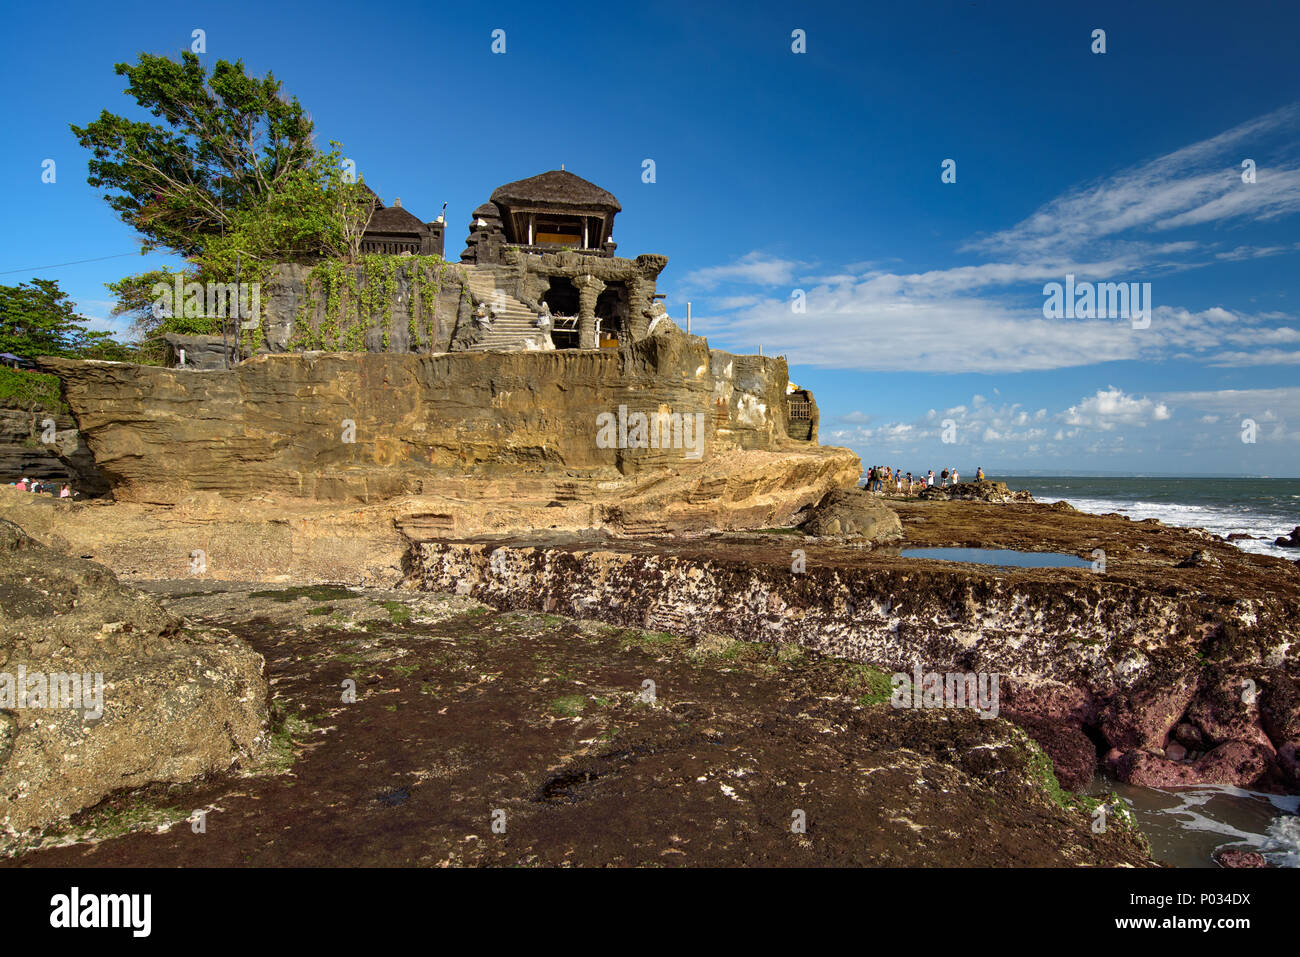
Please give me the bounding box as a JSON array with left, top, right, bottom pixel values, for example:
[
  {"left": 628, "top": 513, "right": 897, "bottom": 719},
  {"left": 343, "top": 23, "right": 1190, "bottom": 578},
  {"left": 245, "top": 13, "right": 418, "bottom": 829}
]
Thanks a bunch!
[
  {"left": 71, "top": 51, "right": 317, "bottom": 256},
  {"left": 0, "top": 279, "right": 136, "bottom": 361}
]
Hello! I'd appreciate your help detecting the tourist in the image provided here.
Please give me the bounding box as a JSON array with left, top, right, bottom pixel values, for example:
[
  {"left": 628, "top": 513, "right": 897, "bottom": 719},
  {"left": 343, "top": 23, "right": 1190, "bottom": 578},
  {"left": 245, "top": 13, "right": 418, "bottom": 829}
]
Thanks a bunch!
[
  {"left": 976, "top": 466, "right": 984, "bottom": 481},
  {"left": 941, "top": 468, "right": 949, "bottom": 488},
  {"left": 16, "top": 477, "right": 29, "bottom": 492},
  {"left": 905, "top": 472, "right": 913, "bottom": 494},
  {"left": 60, "top": 484, "right": 71, "bottom": 499},
  {"left": 926, "top": 470, "right": 935, "bottom": 487},
  {"left": 952, "top": 468, "right": 960, "bottom": 485}
]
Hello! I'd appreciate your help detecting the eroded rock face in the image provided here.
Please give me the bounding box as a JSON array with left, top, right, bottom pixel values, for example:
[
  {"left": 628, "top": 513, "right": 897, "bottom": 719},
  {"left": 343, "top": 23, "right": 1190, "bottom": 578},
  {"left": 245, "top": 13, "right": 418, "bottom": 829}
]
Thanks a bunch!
[
  {"left": 0, "top": 400, "right": 110, "bottom": 495},
  {"left": 802, "top": 488, "right": 903, "bottom": 543},
  {"left": 0, "top": 519, "right": 269, "bottom": 847},
  {"left": 39, "top": 334, "right": 830, "bottom": 506}
]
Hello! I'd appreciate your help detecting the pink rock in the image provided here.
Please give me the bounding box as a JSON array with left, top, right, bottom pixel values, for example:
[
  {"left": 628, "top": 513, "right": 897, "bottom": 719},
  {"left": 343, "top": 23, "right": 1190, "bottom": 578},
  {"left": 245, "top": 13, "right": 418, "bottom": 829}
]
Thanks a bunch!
[
  {"left": 1100, "top": 678, "right": 1199, "bottom": 752},
  {"left": 1000, "top": 680, "right": 1098, "bottom": 724},
  {"left": 1261, "top": 673, "right": 1300, "bottom": 746},
  {"left": 1172, "top": 722, "right": 1206, "bottom": 749},
  {"left": 1186, "top": 672, "right": 1271, "bottom": 748},
  {"left": 1165, "top": 742, "right": 1187, "bottom": 762},
  {"left": 1114, "top": 750, "right": 1202, "bottom": 788},
  {"left": 1007, "top": 714, "right": 1097, "bottom": 791},
  {"left": 1215, "top": 849, "right": 1271, "bottom": 868},
  {"left": 1193, "top": 741, "right": 1273, "bottom": 787},
  {"left": 1276, "top": 742, "right": 1300, "bottom": 788}
]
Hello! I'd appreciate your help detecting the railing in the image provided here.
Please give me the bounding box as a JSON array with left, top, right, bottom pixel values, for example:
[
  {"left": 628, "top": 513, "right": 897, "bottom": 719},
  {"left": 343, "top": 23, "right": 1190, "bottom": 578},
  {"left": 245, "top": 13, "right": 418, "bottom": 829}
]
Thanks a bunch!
[{"left": 788, "top": 399, "right": 812, "bottom": 420}]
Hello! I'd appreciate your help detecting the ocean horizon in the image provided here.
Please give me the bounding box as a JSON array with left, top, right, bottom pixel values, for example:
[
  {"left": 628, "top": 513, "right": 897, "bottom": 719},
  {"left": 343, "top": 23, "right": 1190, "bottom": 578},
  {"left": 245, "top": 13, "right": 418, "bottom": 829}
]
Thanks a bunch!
[{"left": 993, "top": 475, "right": 1300, "bottom": 558}]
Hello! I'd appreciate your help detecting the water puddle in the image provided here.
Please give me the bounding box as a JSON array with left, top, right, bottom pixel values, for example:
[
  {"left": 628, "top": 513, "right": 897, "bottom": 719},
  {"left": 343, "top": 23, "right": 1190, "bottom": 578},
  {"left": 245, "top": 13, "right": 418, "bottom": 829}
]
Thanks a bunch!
[
  {"left": 1087, "top": 776, "right": 1300, "bottom": 868},
  {"left": 897, "top": 546, "right": 1093, "bottom": 568}
]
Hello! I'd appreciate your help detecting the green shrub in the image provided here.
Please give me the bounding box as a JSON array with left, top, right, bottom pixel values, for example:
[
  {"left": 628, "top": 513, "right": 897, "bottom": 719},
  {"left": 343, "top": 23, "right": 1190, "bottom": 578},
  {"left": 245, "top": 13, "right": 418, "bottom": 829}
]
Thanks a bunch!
[{"left": 0, "top": 367, "right": 67, "bottom": 412}]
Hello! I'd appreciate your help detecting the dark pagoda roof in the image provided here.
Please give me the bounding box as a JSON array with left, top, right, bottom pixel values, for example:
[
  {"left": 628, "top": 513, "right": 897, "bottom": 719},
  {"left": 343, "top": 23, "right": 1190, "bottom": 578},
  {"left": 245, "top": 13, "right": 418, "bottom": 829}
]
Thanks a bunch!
[
  {"left": 490, "top": 170, "right": 621, "bottom": 212},
  {"left": 366, "top": 203, "right": 427, "bottom": 233}
]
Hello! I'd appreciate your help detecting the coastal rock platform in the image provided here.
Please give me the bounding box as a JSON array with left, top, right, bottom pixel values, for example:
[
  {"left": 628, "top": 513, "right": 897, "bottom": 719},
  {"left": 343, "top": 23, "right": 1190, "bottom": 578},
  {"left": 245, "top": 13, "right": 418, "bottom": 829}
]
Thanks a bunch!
[
  {"left": 4, "top": 582, "right": 1150, "bottom": 867},
  {"left": 409, "top": 500, "right": 1300, "bottom": 795}
]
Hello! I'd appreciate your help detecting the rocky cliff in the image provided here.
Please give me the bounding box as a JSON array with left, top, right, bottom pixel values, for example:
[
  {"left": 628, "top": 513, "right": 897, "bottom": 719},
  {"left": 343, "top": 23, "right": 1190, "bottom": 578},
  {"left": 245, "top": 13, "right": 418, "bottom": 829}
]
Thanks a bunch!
[
  {"left": 0, "top": 398, "right": 110, "bottom": 495},
  {"left": 39, "top": 330, "right": 837, "bottom": 506}
]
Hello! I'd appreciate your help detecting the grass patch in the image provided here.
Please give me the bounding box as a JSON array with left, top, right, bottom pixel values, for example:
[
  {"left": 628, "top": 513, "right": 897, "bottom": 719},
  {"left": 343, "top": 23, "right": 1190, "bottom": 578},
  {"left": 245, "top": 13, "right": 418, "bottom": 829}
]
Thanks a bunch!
[
  {"left": 821, "top": 661, "right": 896, "bottom": 705},
  {"left": 375, "top": 600, "right": 411, "bottom": 624},
  {"left": 616, "top": 628, "right": 681, "bottom": 651},
  {"left": 254, "top": 710, "right": 317, "bottom": 775},
  {"left": 308, "top": 605, "right": 333, "bottom": 616},
  {"left": 548, "top": 694, "right": 586, "bottom": 718}
]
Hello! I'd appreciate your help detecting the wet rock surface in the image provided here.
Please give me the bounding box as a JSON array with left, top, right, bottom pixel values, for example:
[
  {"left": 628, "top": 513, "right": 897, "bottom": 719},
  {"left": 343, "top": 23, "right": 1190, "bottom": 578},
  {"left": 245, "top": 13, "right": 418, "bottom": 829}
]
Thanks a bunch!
[
  {"left": 0, "top": 521, "right": 269, "bottom": 849},
  {"left": 3, "top": 583, "right": 1150, "bottom": 867}
]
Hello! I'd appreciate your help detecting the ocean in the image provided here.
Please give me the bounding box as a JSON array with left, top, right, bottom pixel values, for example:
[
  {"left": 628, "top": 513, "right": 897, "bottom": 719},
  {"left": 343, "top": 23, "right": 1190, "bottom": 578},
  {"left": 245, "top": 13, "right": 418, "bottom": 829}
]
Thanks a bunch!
[{"left": 996, "top": 475, "right": 1300, "bottom": 557}]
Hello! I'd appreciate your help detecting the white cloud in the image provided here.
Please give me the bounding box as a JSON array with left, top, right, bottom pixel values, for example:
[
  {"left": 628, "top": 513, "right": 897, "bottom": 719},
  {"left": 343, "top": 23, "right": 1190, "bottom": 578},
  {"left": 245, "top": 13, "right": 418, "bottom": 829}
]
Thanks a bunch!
[
  {"left": 1063, "top": 388, "right": 1171, "bottom": 430},
  {"left": 681, "top": 252, "right": 802, "bottom": 290},
  {"left": 684, "top": 106, "right": 1300, "bottom": 374}
]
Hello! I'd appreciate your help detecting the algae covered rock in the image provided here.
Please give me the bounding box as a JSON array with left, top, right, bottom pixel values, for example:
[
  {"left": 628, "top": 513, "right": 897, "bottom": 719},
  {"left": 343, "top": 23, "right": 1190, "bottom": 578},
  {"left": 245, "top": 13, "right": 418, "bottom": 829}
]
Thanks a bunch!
[
  {"left": 0, "top": 519, "right": 269, "bottom": 848},
  {"left": 801, "top": 487, "right": 903, "bottom": 542}
]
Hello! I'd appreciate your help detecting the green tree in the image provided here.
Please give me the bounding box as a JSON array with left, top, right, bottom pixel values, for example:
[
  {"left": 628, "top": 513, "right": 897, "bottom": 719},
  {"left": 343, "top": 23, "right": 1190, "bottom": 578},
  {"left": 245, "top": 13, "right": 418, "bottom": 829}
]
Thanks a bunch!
[
  {"left": 198, "top": 144, "right": 373, "bottom": 279},
  {"left": 0, "top": 279, "right": 116, "bottom": 358},
  {"left": 71, "top": 51, "right": 316, "bottom": 256}
]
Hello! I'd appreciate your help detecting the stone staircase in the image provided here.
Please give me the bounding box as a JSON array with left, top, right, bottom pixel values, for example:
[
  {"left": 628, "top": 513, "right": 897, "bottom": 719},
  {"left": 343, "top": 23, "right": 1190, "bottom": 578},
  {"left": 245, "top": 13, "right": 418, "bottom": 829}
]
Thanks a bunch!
[{"left": 462, "top": 266, "right": 543, "bottom": 352}]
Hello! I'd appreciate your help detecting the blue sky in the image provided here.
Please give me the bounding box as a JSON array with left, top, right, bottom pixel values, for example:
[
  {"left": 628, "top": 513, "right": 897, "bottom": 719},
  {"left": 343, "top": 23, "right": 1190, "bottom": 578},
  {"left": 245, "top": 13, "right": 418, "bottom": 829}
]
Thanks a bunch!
[{"left": 2, "top": 0, "right": 1298, "bottom": 475}]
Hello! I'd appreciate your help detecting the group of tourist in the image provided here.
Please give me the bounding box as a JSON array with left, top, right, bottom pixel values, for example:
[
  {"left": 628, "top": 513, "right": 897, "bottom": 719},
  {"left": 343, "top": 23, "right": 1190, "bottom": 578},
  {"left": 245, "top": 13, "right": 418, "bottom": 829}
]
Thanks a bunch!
[
  {"left": 863, "top": 465, "right": 985, "bottom": 496},
  {"left": 8, "top": 477, "right": 73, "bottom": 498}
]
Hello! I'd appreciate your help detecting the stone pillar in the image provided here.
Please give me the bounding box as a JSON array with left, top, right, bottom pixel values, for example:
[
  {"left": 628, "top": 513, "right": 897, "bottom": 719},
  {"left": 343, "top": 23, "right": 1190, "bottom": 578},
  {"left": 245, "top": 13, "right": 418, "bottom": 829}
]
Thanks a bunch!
[
  {"left": 573, "top": 274, "right": 606, "bottom": 349},
  {"left": 626, "top": 276, "right": 653, "bottom": 341}
]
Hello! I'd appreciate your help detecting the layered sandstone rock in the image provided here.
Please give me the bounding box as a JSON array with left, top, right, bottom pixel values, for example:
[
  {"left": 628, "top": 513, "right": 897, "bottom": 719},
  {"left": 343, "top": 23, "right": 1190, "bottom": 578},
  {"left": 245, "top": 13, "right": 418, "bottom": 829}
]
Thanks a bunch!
[
  {"left": 38, "top": 331, "right": 838, "bottom": 507},
  {"left": 0, "top": 399, "right": 109, "bottom": 495},
  {"left": 0, "top": 520, "right": 270, "bottom": 848}
]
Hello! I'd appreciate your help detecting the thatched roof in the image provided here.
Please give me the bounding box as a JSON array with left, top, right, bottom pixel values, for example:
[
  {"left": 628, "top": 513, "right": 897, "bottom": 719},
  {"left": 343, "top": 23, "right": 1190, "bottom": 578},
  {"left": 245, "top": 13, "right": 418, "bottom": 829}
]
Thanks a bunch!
[
  {"left": 366, "top": 203, "right": 427, "bottom": 234},
  {"left": 490, "top": 170, "right": 621, "bottom": 212}
]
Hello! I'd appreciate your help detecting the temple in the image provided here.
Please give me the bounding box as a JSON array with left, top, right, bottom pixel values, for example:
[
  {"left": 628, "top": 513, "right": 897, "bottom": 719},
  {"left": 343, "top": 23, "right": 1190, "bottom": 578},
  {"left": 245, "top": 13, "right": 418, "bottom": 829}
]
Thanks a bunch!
[
  {"left": 459, "top": 169, "right": 668, "bottom": 351},
  {"left": 360, "top": 188, "right": 445, "bottom": 257}
]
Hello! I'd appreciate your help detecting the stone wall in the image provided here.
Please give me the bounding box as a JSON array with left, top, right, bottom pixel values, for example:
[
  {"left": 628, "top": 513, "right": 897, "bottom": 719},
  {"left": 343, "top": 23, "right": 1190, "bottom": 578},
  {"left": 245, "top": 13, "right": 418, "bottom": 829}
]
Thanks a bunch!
[{"left": 258, "top": 260, "right": 473, "bottom": 355}]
